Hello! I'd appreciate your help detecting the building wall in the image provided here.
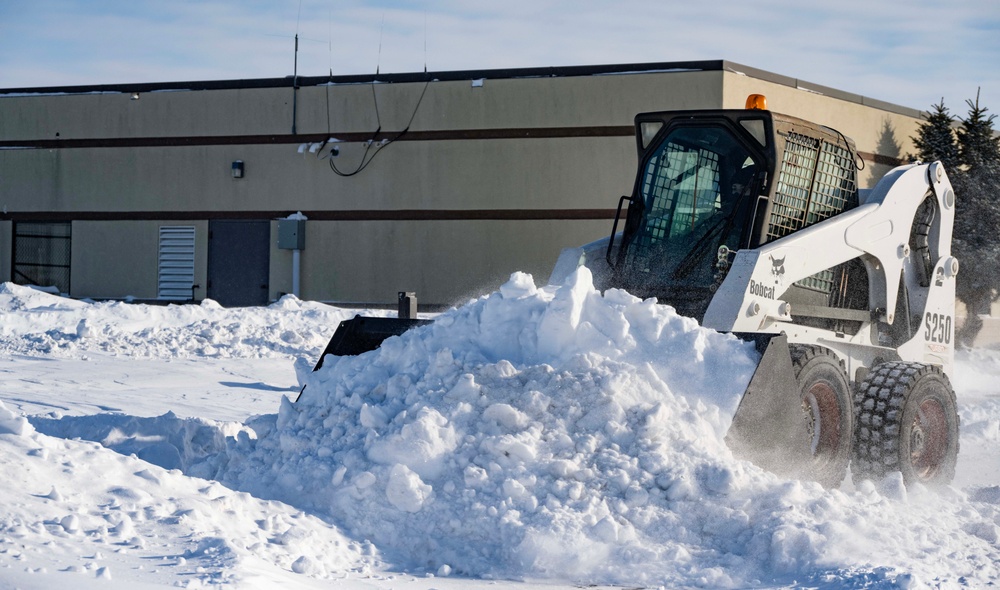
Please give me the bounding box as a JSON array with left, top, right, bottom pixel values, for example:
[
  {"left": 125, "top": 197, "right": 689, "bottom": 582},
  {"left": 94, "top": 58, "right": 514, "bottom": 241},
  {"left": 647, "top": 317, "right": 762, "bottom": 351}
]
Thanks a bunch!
[
  {"left": 0, "top": 70, "right": 725, "bottom": 141},
  {"left": 0, "top": 136, "right": 637, "bottom": 214},
  {"left": 0, "top": 70, "right": 726, "bottom": 216},
  {"left": 0, "top": 64, "right": 925, "bottom": 306},
  {"left": 270, "top": 218, "right": 612, "bottom": 306},
  {"left": 721, "top": 70, "right": 922, "bottom": 186},
  {"left": 69, "top": 220, "right": 208, "bottom": 300}
]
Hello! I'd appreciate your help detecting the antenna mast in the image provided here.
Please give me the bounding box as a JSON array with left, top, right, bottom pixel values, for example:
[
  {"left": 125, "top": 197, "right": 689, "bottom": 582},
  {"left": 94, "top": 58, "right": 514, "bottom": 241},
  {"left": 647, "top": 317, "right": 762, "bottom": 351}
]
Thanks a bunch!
[
  {"left": 291, "top": 33, "right": 299, "bottom": 134},
  {"left": 376, "top": 15, "right": 384, "bottom": 76},
  {"left": 291, "top": 0, "right": 303, "bottom": 134}
]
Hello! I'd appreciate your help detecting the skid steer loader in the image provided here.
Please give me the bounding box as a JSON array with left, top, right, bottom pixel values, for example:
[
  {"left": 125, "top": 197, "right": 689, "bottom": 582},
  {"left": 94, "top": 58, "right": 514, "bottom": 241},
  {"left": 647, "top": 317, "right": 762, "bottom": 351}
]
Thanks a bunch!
[{"left": 311, "top": 94, "right": 961, "bottom": 489}]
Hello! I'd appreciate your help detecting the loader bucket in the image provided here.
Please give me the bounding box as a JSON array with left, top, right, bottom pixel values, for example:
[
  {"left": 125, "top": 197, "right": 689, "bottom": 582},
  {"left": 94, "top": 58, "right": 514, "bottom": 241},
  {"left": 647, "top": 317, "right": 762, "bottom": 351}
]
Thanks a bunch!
[
  {"left": 725, "top": 335, "right": 813, "bottom": 477},
  {"left": 296, "top": 315, "right": 432, "bottom": 403},
  {"left": 312, "top": 315, "right": 433, "bottom": 371}
]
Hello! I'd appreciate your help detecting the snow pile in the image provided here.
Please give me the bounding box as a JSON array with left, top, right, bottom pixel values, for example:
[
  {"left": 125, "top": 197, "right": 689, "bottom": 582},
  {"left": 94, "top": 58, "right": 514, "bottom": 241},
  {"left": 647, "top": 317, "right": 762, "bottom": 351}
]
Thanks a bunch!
[
  {"left": 0, "top": 282, "right": 371, "bottom": 359},
  {"left": 0, "top": 400, "right": 377, "bottom": 588},
  {"left": 221, "top": 270, "right": 1000, "bottom": 587},
  {"left": 213, "top": 271, "right": 763, "bottom": 584},
  {"left": 5, "top": 278, "right": 1000, "bottom": 588},
  {"left": 225, "top": 269, "right": 764, "bottom": 583}
]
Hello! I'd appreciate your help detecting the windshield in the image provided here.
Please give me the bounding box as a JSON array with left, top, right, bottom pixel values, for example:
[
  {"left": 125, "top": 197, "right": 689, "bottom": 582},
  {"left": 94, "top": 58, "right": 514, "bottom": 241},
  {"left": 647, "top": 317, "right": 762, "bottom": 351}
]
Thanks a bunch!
[{"left": 620, "top": 124, "right": 761, "bottom": 296}]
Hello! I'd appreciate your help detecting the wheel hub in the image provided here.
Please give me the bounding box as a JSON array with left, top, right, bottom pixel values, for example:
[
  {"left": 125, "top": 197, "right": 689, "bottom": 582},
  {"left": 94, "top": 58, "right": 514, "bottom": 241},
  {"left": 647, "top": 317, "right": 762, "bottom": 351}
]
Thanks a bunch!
[
  {"left": 910, "top": 398, "right": 948, "bottom": 480},
  {"left": 802, "top": 380, "right": 841, "bottom": 461},
  {"left": 911, "top": 427, "right": 925, "bottom": 455}
]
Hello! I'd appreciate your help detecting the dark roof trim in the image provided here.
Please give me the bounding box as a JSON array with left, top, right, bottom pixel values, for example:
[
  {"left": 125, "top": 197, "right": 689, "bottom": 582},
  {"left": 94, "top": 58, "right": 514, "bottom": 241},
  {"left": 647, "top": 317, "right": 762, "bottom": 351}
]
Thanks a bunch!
[
  {"left": 0, "top": 60, "right": 722, "bottom": 95},
  {"left": 0, "top": 209, "right": 619, "bottom": 223},
  {"left": 0, "top": 126, "right": 635, "bottom": 150},
  {"left": 0, "top": 59, "right": 922, "bottom": 118}
]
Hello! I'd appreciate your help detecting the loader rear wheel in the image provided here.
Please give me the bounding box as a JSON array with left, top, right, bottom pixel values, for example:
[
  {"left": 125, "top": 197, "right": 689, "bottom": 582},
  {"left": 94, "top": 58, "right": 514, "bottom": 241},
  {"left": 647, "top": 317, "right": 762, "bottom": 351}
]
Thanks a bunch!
[
  {"left": 851, "top": 362, "right": 959, "bottom": 487},
  {"left": 790, "top": 346, "right": 853, "bottom": 488}
]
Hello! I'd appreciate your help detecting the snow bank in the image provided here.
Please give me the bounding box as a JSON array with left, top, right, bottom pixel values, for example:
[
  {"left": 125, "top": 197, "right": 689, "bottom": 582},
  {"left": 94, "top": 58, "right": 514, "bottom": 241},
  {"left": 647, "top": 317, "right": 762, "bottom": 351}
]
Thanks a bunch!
[
  {"left": 31, "top": 410, "right": 252, "bottom": 478},
  {"left": 0, "top": 415, "right": 377, "bottom": 588},
  {"left": 0, "top": 282, "right": 369, "bottom": 359},
  {"left": 6, "top": 278, "right": 1000, "bottom": 588}
]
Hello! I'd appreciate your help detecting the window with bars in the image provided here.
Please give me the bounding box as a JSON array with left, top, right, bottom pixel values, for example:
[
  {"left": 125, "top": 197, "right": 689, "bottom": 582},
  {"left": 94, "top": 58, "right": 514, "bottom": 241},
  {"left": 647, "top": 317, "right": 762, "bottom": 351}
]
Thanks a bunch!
[
  {"left": 768, "top": 133, "right": 858, "bottom": 240},
  {"left": 12, "top": 222, "right": 72, "bottom": 293},
  {"left": 768, "top": 132, "right": 858, "bottom": 293},
  {"left": 157, "top": 226, "right": 196, "bottom": 300},
  {"left": 632, "top": 142, "right": 721, "bottom": 267},
  {"left": 623, "top": 124, "right": 760, "bottom": 290}
]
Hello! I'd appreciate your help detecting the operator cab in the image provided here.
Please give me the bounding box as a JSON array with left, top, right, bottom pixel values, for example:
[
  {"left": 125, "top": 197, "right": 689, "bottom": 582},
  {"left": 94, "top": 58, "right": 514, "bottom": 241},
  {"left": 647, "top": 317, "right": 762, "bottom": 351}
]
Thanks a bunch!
[{"left": 609, "top": 95, "right": 864, "bottom": 324}]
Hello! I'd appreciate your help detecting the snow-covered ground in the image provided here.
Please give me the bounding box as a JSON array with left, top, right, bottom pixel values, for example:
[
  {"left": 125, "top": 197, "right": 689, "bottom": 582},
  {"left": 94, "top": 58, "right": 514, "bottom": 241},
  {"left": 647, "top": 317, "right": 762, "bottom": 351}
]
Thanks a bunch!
[{"left": 1, "top": 274, "right": 999, "bottom": 589}]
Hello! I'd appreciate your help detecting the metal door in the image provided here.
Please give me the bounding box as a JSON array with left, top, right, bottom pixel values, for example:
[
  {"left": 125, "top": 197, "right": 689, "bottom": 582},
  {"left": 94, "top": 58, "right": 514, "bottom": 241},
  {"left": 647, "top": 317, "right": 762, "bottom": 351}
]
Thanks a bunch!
[
  {"left": 12, "top": 221, "right": 72, "bottom": 293},
  {"left": 207, "top": 220, "right": 270, "bottom": 307}
]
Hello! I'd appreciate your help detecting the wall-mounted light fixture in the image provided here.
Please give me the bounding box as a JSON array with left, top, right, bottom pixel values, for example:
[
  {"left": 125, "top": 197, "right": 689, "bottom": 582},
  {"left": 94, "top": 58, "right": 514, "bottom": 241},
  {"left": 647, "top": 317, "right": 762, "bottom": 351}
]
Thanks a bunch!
[
  {"left": 130, "top": 92, "right": 140, "bottom": 100},
  {"left": 232, "top": 160, "right": 244, "bottom": 179}
]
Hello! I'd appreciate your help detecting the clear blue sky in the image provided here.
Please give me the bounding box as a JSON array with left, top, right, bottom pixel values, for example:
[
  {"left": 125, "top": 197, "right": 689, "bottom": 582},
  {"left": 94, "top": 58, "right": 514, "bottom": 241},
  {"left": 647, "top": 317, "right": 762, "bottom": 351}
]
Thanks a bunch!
[{"left": 1, "top": 0, "right": 997, "bottom": 114}]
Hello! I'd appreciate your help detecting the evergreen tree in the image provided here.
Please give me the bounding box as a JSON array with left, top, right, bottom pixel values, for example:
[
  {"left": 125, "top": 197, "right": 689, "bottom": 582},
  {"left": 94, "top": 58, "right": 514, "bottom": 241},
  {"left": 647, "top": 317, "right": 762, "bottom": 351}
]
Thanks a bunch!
[
  {"left": 910, "top": 99, "right": 959, "bottom": 169},
  {"left": 950, "top": 90, "right": 1000, "bottom": 345},
  {"left": 957, "top": 89, "right": 1000, "bottom": 171},
  {"left": 952, "top": 165, "right": 1000, "bottom": 344}
]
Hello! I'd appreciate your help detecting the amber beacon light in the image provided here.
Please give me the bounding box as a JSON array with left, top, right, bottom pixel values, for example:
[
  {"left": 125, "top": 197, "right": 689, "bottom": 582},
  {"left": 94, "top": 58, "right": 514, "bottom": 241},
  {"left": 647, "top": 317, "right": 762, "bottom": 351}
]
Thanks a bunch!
[{"left": 745, "top": 94, "right": 767, "bottom": 110}]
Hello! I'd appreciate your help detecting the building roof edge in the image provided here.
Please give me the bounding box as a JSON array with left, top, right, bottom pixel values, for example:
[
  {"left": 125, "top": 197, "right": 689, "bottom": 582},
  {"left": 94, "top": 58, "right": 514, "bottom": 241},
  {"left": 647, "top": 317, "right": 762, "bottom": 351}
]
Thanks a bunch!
[{"left": 0, "top": 59, "right": 924, "bottom": 118}]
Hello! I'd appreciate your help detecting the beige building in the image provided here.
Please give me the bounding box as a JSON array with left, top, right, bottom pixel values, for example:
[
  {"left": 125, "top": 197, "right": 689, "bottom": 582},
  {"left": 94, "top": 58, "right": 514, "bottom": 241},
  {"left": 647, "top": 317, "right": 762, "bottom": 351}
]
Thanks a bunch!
[{"left": 0, "top": 60, "right": 924, "bottom": 308}]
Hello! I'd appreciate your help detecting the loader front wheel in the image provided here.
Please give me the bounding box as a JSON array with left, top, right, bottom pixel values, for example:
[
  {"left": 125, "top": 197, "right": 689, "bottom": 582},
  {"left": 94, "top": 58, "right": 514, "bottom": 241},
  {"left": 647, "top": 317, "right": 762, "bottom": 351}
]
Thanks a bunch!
[
  {"left": 791, "top": 346, "right": 853, "bottom": 488},
  {"left": 851, "top": 362, "right": 959, "bottom": 487}
]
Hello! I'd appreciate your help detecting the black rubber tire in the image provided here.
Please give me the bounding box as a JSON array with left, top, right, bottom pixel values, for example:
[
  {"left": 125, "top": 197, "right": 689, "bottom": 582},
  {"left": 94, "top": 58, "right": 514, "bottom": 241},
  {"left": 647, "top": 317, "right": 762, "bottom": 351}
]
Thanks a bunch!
[
  {"left": 851, "top": 362, "right": 960, "bottom": 487},
  {"left": 790, "top": 345, "right": 854, "bottom": 488}
]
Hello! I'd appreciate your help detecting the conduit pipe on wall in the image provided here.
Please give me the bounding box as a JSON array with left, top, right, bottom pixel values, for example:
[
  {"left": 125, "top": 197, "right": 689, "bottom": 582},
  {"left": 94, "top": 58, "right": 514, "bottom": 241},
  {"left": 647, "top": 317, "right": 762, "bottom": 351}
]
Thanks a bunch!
[
  {"left": 278, "top": 211, "right": 307, "bottom": 299},
  {"left": 292, "top": 249, "right": 301, "bottom": 297}
]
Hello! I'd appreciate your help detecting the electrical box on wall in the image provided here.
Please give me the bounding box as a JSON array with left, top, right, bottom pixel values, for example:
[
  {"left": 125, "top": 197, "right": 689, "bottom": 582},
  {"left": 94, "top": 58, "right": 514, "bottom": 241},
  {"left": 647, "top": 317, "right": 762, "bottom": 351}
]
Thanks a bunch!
[{"left": 277, "top": 219, "right": 305, "bottom": 250}]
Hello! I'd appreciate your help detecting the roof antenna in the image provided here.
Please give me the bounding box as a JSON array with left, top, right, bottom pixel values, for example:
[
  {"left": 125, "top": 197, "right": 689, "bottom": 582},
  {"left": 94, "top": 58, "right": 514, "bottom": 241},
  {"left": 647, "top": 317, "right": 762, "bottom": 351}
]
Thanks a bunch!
[
  {"left": 376, "top": 14, "right": 384, "bottom": 76},
  {"left": 328, "top": 3, "right": 334, "bottom": 77},
  {"left": 325, "top": 2, "right": 333, "bottom": 135},
  {"left": 291, "top": 33, "right": 299, "bottom": 134},
  {"left": 423, "top": 10, "right": 428, "bottom": 73},
  {"left": 291, "top": 0, "right": 303, "bottom": 134}
]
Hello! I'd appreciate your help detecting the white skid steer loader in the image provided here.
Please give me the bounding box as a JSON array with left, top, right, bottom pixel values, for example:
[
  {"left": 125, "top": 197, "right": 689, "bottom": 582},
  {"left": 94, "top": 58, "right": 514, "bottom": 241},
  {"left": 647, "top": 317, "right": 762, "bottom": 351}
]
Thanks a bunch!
[{"left": 313, "top": 94, "right": 961, "bottom": 489}]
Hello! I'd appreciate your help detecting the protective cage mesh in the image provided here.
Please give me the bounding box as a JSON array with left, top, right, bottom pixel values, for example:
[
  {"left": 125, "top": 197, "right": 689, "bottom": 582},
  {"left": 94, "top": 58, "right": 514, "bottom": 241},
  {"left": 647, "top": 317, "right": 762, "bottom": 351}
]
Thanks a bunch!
[{"left": 767, "top": 132, "right": 858, "bottom": 293}]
